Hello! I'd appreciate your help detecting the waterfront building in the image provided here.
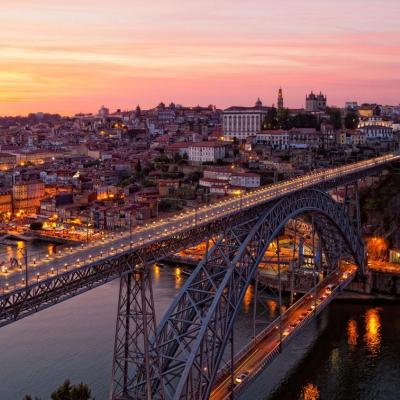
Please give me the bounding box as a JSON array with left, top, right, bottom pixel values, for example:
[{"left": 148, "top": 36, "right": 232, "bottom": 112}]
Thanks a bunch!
[{"left": 12, "top": 180, "right": 45, "bottom": 215}]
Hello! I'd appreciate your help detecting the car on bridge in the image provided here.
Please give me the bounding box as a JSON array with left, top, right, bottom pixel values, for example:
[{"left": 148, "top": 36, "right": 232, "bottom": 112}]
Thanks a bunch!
[{"left": 235, "top": 371, "right": 250, "bottom": 384}]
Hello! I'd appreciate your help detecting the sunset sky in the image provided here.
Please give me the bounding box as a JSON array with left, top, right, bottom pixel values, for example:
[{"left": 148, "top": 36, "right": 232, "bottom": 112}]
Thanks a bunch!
[{"left": 1, "top": 0, "right": 399, "bottom": 115}]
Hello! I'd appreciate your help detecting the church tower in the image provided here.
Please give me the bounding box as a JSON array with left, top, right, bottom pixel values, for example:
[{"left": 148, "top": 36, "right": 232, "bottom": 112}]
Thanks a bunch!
[{"left": 277, "top": 87, "right": 284, "bottom": 110}]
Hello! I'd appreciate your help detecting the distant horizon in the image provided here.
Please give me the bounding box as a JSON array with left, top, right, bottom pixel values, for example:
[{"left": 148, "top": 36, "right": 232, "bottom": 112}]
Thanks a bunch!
[
  {"left": 1, "top": 1, "right": 399, "bottom": 116},
  {"left": 0, "top": 90, "right": 399, "bottom": 118}
]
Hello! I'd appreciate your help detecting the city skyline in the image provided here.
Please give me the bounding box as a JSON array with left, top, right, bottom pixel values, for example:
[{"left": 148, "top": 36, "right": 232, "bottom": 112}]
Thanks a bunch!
[{"left": 1, "top": 0, "right": 399, "bottom": 115}]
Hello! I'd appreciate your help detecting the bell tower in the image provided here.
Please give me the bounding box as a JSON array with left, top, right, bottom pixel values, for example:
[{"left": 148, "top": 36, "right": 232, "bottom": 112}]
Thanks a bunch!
[{"left": 277, "top": 87, "right": 284, "bottom": 111}]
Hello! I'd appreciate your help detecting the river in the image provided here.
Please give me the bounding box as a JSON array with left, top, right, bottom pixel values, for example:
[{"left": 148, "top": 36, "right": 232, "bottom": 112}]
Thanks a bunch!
[{"left": 0, "top": 243, "right": 399, "bottom": 400}]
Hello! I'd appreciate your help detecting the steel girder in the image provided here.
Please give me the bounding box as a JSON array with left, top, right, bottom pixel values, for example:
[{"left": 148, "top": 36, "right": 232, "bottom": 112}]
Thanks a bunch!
[{"left": 144, "top": 189, "right": 364, "bottom": 400}]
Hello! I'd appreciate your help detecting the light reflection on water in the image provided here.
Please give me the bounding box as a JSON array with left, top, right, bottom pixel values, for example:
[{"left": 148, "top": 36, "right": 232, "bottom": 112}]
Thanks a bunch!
[
  {"left": 261, "top": 304, "right": 398, "bottom": 400},
  {"left": 364, "top": 307, "right": 381, "bottom": 356},
  {"left": 0, "top": 255, "right": 396, "bottom": 400},
  {"left": 347, "top": 319, "right": 358, "bottom": 348},
  {"left": 301, "top": 383, "right": 320, "bottom": 400}
]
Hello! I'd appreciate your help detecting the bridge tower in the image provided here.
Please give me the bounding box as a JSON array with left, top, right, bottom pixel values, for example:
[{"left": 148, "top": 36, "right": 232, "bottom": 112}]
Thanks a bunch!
[{"left": 110, "top": 268, "right": 165, "bottom": 400}]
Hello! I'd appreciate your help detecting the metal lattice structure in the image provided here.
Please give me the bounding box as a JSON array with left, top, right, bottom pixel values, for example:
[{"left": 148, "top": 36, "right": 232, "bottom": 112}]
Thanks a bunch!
[
  {"left": 131, "top": 189, "right": 364, "bottom": 400},
  {"left": 0, "top": 158, "right": 389, "bottom": 328},
  {"left": 111, "top": 268, "right": 165, "bottom": 400}
]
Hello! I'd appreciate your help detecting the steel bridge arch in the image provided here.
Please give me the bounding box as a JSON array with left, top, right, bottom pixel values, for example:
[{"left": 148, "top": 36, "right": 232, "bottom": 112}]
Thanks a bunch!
[{"left": 136, "top": 189, "right": 364, "bottom": 400}]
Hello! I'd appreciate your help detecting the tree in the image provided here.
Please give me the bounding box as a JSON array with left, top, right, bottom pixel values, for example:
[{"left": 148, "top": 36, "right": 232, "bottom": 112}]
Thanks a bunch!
[
  {"left": 70, "top": 383, "right": 93, "bottom": 400},
  {"left": 23, "top": 380, "right": 94, "bottom": 400},
  {"left": 263, "top": 107, "right": 279, "bottom": 130},
  {"left": 277, "top": 107, "right": 290, "bottom": 129},
  {"left": 344, "top": 111, "right": 359, "bottom": 129},
  {"left": 51, "top": 380, "right": 93, "bottom": 400},
  {"left": 326, "top": 107, "right": 342, "bottom": 130}
]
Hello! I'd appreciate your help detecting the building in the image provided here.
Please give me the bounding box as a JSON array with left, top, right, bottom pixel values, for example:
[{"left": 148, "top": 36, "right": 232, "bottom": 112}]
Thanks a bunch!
[
  {"left": 188, "top": 142, "right": 226, "bottom": 163},
  {"left": 360, "top": 125, "right": 393, "bottom": 142},
  {"left": 222, "top": 99, "right": 270, "bottom": 140},
  {"left": 199, "top": 167, "right": 260, "bottom": 191},
  {"left": 255, "top": 130, "right": 289, "bottom": 150},
  {"left": 229, "top": 172, "right": 260, "bottom": 188},
  {"left": 98, "top": 105, "right": 109, "bottom": 117},
  {"left": 277, "top": 88, "right": 284, "bottom": 111},
  {"left": 289, "top": 128, "right": 321, "bottom": 149},
  {"left": 358, "top": 117, "right": 391, "bottom": 128},
  {"left": 0, "top": 191, "right": 12, "bottom": 215},
  {"left": 345, "top": 101, "right": 358, "bottom": 110},
  {"left": 338, "top": 130, "right": 366, "bottom": 146},
  {"left": 305, "top": 91, "right": 327, "bottom": 112},
  {"left": 358, "top": 104, "right": 380, "bottom": 118},
  {"left": 0, "top": 153, "right": 17, "bottom": 171},
  {"left": 12, "top": 180, "right": 45, "bottom": 215}
]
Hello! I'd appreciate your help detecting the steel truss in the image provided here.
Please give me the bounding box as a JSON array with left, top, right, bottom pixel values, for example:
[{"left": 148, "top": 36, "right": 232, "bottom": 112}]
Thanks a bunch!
[
  {"left": 0, "top": 162, "right": 383, "bottom": 327},
  {"left": 134, "top": 189, "right": 364, "bottom": 400},
  {"left": 110, "top": 268, "right": 164, "bottom": 400}
]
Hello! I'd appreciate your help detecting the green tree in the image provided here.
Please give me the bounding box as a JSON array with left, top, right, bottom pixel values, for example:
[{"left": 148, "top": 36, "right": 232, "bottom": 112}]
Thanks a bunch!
[{"left": 344, "top": 111, "right": 359, "bottom": 129}]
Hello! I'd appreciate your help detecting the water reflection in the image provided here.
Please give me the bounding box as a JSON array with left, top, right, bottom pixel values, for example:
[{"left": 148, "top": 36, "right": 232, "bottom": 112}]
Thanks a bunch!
[
  {"left": 347, "top": 319, "right": 358, "bottom": 348},
  {"left": 329, "top": 348, "right": 340, "bottom": 373},
  {"left": 243, "top": 285, "right": 253, "bottom": 314},
  {"left": 266, "top": 299, "right": 277, "bottom": 318},
  {"left": 175, "top": 267, "right": 182, "bottom": 289},
  {"left": 364, "top": 308, "right": 381, "bottom": 356},
  {"left": 301, "top": 383, "right": 320, "bottom": 400},
  {"left": 153, "top": 265, "right": 160, "bottom": 286}
]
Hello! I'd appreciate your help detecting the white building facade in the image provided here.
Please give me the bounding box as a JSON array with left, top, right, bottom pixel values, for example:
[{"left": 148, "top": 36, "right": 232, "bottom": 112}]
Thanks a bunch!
[
  {"left": 222, "top": 99, "right": 270, "bottom": 140},
  {"left": 255, "top": 130, "right": 289, "bottom": 150},
  {"left": 188, "top": 142, "right": 226, "bottom": 163}
]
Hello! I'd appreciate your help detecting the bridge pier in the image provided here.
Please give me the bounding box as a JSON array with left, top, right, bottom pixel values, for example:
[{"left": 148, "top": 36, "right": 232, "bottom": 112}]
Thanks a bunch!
[{"left": 110, "top": 268, "right": 164, "bottom": 400}]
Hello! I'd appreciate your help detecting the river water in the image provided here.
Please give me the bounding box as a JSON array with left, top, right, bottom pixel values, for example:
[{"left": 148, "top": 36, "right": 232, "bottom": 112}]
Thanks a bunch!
[{"left": 0, "top": 243, "right": 399, "bottom": 400}]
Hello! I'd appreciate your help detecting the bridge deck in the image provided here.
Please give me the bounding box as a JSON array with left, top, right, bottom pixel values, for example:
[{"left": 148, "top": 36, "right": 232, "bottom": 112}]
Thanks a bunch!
[
  {"left": 210, "top": 268, "right": 356, "bottom": 400},
  {"left": 0, "top": 153, "right": 397, "bottom": 326}
]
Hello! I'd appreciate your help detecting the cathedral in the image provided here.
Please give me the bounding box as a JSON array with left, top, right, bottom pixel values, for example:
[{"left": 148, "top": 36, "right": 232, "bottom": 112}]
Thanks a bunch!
[{"left": 305, "top": 91, "right": 327, "bottom": 112}]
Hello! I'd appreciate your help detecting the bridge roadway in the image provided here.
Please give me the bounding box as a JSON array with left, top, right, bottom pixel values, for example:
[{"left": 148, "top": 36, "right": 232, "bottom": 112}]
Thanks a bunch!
[
  {"left": 0, "top": 154, "right": 398, "bottom": 325},
  {"left": 210, "top": 266, "right": 356, "bottom": 400}
]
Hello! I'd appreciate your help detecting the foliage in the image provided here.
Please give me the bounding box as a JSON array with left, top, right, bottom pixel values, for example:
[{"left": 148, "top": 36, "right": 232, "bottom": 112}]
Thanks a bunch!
[
  {"left": 325, "top": 107, "right": 342, "bottom": 130},
  {"left": 262, "top": 107, "right": 279, "bottom": 130},
  {"left": 158, "top": 198, "right": 179, "bottom": 212},
  {"left": 279, "top": 113, "right": 318, "bottom": 130},
  {"left": 23, "top": 380, "right": 94, "bottom": 400},
  {"left": 185, "top": 171, "right": 202, "bottom": 183},
  {"left": 344, "top": 111, "right": 359, "bottom": 129}
]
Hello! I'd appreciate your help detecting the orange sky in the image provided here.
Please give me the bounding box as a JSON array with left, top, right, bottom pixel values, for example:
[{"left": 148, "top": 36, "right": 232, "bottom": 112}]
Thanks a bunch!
[{"left": 1, "top": 0, "right": 399, "bottom": 115}]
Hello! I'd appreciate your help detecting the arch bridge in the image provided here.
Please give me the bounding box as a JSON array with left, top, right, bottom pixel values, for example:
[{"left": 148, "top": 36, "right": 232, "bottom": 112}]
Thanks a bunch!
[
  {"left": 110, "top": 188, "right": 366, "bottom": 400},
  {"left": 0, "top": 153, "right": 399, "bottom": 400}
]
